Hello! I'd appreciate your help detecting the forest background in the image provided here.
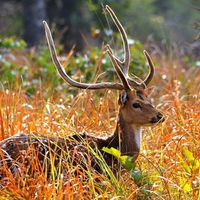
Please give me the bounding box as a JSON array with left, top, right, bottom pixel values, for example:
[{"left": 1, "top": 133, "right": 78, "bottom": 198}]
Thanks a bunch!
[{"left": 0, "top": 0, "right": 199, "bottom": 53}]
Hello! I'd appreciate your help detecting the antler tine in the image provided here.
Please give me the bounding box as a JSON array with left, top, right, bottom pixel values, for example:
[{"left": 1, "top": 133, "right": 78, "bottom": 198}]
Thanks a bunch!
[
  {"left": 43, "top": 21, "right": 124, "bottom": 90},
  {"left": 107, "top": 44, "right": 131, "bottom": 92},
  {"left": 105, "top": 5, "right": 130, "bottom": 76},
  {"left": 106, "top": 5, "right": 155, "bottom": 89},
  {"left": 142, "top": 50, "right": 155, "bottom": 87},
  {"left": 106, "top": 6, "right": 141, "bottom": 88}
]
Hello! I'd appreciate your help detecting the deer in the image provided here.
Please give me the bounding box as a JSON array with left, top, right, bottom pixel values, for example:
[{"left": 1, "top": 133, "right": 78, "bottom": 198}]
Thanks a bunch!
[{"left": 0, "top": 5, "right": 164, "bottom": 181}]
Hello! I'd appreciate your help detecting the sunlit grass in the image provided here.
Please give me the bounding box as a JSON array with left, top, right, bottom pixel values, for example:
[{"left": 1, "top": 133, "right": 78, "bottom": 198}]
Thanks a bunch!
[{"left": 0, "top": 45, "right": 200, "bottom": 199}]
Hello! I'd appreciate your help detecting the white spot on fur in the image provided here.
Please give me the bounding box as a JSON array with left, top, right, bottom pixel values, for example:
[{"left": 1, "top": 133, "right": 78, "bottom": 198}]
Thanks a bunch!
[{"left": 131, "top": 125, "right": 142, "bottom": 149}]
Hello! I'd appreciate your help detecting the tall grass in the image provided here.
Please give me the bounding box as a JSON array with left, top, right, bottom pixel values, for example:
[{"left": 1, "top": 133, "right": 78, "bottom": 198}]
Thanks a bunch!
[{"left": 0, "top": 43, "right": 200, "bottom": 199}]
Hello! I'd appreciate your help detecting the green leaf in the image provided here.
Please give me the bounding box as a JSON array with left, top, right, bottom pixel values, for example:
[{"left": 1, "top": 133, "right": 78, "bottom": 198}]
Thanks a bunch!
[
  {"left": 180, "top": 161, "right": 191, "bottom": 174},
  {"left": 179, "top": 177, "right": 192, "bottom": 192},
  {"left": 102, "top": 147, "right": 121, "bottom": 159},
  {"left": 120, "top": 156, "right": 136, "bottom": 171},
  {"left": 129, "top": 169, "right": 143, "bottom": 185},
  {"left": 183, "top": 147, "right": 194, "bottom": 165},
  {"left": 102, "top": 147, "right": 136, "bottom": 171}
]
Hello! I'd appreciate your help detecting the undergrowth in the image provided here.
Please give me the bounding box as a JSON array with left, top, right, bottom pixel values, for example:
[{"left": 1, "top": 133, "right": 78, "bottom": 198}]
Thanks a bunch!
[{"left": 0, "top": 38, "right": 200, "bottom": 199}]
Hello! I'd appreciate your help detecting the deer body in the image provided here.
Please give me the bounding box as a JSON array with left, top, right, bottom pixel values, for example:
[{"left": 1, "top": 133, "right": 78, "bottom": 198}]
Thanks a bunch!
[{"left": 0, "top": 5, "right": 164, "bottom": 180}]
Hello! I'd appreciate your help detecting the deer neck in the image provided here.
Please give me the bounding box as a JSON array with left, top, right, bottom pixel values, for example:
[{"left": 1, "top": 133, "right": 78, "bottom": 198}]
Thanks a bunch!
[{"left": 106, "top": 111, "right": 142, "bottom": 160}]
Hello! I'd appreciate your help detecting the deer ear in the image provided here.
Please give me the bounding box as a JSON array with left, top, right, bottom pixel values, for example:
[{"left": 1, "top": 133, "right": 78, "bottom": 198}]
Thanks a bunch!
[
  {"left": 118, "top": 91, "right": 128, "bottom": 107},
  {"left": 144, "top": 86, "right": 154, "bottom": 98}
]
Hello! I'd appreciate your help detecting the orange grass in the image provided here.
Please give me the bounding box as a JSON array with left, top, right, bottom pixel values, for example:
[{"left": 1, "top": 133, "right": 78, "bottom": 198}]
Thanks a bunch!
[{"left": 0, "top": 48, "right": 200, "bottom": 199}]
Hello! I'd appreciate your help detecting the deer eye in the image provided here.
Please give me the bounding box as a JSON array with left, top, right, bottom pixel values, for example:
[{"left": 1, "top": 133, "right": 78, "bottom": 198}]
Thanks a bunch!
[{"left": 132, "top": 103, "right": 141, "bottom": 108}]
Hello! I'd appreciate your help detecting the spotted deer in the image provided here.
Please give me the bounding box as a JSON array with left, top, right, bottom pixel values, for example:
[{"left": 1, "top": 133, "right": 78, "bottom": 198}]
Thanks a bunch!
[{"left": 0, "top": 6, "right": 164, "bottom": 180}]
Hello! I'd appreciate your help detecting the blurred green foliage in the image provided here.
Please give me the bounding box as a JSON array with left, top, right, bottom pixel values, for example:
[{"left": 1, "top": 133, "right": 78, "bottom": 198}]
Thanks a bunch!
[
  {"left": 0, "top": 38, "right": 26, "bottom": 49},
  {"left": 0, "top": 35, "right": 150, "bottom": 97},
  {"left": 88, "top": 0, "right": 200, "bottom": 47},
  {"left": 0, "top": 0, "right": 199, "bottom": 49},
  {"left": 0, "top": 0, "right": 199, "bottom": 96}
]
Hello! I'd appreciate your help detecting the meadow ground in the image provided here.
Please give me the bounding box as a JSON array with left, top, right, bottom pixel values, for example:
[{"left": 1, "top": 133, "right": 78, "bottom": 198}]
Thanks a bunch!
[{"left": 0, "top": 43, "right": 199, "bottom": 199}]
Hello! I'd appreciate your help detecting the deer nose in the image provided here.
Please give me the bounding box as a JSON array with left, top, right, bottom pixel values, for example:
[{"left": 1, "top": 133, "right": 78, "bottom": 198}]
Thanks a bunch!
[{"left": 157, "top": 113, "right": 164, "bottom": 121}]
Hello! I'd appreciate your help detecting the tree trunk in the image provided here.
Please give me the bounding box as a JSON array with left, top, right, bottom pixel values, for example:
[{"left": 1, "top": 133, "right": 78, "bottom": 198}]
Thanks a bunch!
[{"left": 22, "top": 0, "right": 46, "bottom": 47}]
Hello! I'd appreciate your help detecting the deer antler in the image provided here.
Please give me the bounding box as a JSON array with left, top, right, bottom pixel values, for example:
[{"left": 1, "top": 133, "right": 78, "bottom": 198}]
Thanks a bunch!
[
  {"left": 43, "top": 5, "right": 155, "bottom": 92},
  {"left": 43, "top": 21, "right": 130, "bottom": 91},
  {"left": 106, "top": 5, "right": 155, "bottom": 89}
]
